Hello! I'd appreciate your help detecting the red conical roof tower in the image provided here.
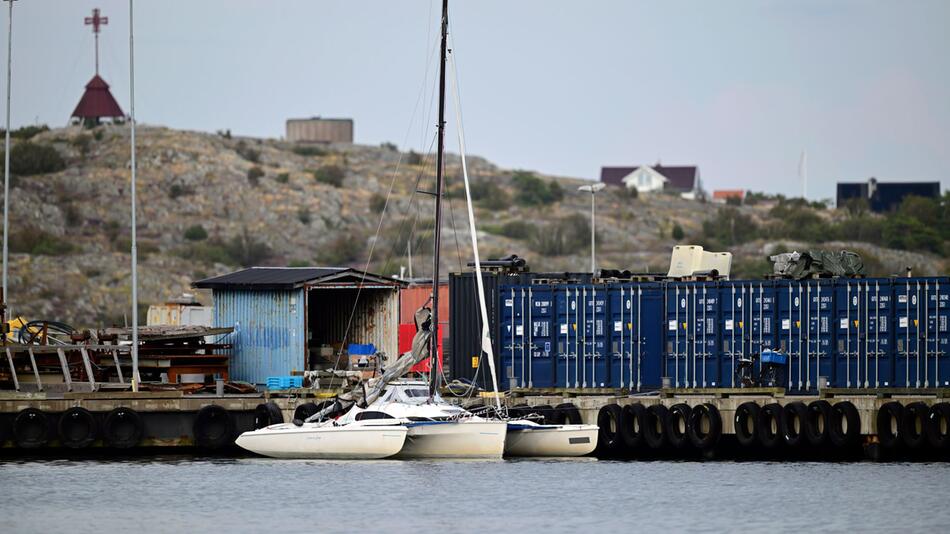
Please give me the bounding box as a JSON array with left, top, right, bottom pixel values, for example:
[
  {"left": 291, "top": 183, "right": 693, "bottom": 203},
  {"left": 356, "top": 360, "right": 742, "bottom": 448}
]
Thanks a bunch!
[{"left": 71, "top": 8, "right": 124, "bottom": 124}]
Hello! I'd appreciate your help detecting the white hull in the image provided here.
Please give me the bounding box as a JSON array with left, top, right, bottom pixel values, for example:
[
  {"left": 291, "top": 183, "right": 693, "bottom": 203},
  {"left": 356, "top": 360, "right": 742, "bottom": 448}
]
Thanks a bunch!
[
  {"left": 236, "top": 421, "right": 408, "bottom": 459},
  {"left": 504, "top": 423, "right": 599, "bottom": 457},
  {"left": 397, "top": 420, "right": 507, "bottom": 459}
]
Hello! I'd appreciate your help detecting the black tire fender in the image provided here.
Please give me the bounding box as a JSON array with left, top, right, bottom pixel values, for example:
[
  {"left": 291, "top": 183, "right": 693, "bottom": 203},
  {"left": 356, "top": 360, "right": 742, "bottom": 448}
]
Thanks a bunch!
[
  {"left": 926, "top": 402, "right": 950, "bottom": 450},
  {"left": 734, "top": 402, "right": 760, "bottom": 448},
  {"left": 254, "top": 402, "right": 284, "bottom": 429},
  {"left": 596, "top": 404, "right": 623, "bottom": 453},
  {"left": 554, "top": 403, "right": 582, "bottom": 425},
  {"left": 104, "top": 407, "right": 144, "bottom": 449},
  {"left": 13, "top": 408, "right": 49, "bottom": 449},
  {"left": 900, "top": 402, "right": 930, "bottom": 450},
  {"left": 193, "top": 405, "right": 235, "bottom": 449},
  {"left": 530, "top": 404, "right": 555, "bottom": 424},
  {"left": 782, "top": 401, "right": 808, "bottom": 448},
  {"left": 876, "top": 401, "right": 903, "bottom": 450},
  {"left": 643, "top": 404, "right": 669, "bottom": 449},
  {"left": 687, "top": 403, "right": 722, "bottom": 451},
  {"left": 666, "top": 403, "right": 692, "bottom": 449},
  {"left": 58, "top": 407, "right": 98, "bottom": 449},
  {"left": 804, "top": 400, "right": 832, "bottom": 447},
  {"left": 757, "top": 403, "right": 783, "bottom": 449},
  {"left": 293, "top": 402, "right": 320, "bottom": 422},
  {"left": 830, "top": 401, "right": 861, "bottom": 449},
  {"left": 620, "top": 403, "right": 646, "bottom": 450}
]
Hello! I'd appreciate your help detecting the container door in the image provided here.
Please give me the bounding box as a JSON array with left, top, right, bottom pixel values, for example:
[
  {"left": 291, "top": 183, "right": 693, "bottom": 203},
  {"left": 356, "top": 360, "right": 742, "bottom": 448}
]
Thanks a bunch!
[
  {"left": 637, "top": 285, "right": 664, "bottom": 390},
  {"left": 719, "top": 283, "right": 744, "bottom": 388},
  {"left": 894, "top": 280, "right": 924, "bottom": 388},
  {"left": 556, "top": 286, "right": 581, "bottom": 388},
  {"left": 835, "top": 280, "right": 865, "bottom": 388},
  {"left": 582, "top": 285, "right": 610, "bottom": 388},
  {"left": 922, "top": 279, "right": 950, "bottom": 388},
  {"left": 777, "top": 281, "right": 805, "bottom": 391},
  {"left": 867, "top": 280, "right": 895, "bottom": 388},
  {"left": 932, "top": 279, "right": 950, "bottom": 387},
  {"left": 694, "top": 283, "right": 720, "bottom": 387},
  {"left": 665, "top": 283, "right": 686, "bottom": 387},
  {"left": 805, "top": 281, "right": 836, "bottom": 389},
  {"left": 527, "top": 286, "right": 556, "bottom": 388},
  {"left": 608, "top": 285, "right": 630, "bottom": 389},
  {"left": 747, "top": 283, "right": 777, "bottom": 381},
  {"left": 499, "top": 286, "right": 527, "bottom": 390}
]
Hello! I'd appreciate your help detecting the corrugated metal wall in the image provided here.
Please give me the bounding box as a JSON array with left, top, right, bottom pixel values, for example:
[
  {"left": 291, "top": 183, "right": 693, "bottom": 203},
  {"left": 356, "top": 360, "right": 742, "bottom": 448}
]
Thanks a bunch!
[
  {"left": 286, "top": 119, "right": 354, "bottom": 143},
  {"left": 308, "top": 287, "right": 399, "bottom": 364},
  {"left": 212, "top": 289, "right": 306, "bottom": 385}
]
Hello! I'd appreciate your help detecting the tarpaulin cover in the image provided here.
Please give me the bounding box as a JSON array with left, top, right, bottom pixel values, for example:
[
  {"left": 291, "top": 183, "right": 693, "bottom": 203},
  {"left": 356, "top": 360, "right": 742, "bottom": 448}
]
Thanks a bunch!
[{"left": 770, "top": 250, "right": 865, "bottom": 279}]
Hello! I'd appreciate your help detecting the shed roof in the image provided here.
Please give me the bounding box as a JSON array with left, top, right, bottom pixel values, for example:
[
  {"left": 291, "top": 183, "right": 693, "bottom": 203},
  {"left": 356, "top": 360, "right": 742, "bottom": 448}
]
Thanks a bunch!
[
  {"left": 71, "top": 75, "right": 125, "bottom": 119},
  {"left": 193, "top": 267, "right": 405, "bottom": 290}
]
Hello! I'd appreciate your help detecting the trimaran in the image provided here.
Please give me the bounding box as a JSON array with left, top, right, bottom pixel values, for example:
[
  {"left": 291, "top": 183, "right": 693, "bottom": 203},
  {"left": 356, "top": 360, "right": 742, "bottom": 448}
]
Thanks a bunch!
[{"left": 236, "top": 0, "right": 597, "bottom": 460}]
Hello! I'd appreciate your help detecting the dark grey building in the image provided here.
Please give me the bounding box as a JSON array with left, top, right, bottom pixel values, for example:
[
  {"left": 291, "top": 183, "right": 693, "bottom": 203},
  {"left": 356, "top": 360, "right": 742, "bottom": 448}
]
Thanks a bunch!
[{"left": 836, "top": 177, "right": 940, "bottom": 212}]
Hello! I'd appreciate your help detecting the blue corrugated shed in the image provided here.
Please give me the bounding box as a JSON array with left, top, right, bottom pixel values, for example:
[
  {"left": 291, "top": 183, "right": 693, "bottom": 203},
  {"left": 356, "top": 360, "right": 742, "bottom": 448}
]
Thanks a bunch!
[{"left": 213, "top": 289, "right": 305, "bottom": 385}]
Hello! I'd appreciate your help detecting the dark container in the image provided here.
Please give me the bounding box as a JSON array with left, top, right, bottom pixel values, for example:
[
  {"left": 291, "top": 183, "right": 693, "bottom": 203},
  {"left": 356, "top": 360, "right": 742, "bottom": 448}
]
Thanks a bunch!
[
  {"left": 555, "top": 285, "right": 582, "bottom": 388},
  {"left": 448, "top": 271, "right": 501, "bottom": 389},
  {"left": 664, "top": 282, "right": 722, "bottom": 388},
  {"left": 893, "top": 277, "right": 950, "bottom": 388},
  {"left": 498, "top": 284, "right": 557, "bottom": 388},
  {"left": 606, "top": 282, "right": 664, "bottom": 390},
  {"left": 833, "top": 279, "right": 896, "bottom": 388}
]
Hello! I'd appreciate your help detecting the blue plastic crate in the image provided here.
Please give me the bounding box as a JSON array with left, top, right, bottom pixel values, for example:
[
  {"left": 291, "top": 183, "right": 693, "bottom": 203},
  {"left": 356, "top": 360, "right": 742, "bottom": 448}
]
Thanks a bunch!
[
  {"left": 266, "top": 376, "right": 303, "bottom": 390},
  {"left": 760, "top": 350, "right": 788, "bottom": 366},
  {"left": 348, "top": 343, "right": 376, "bottom": 356}
]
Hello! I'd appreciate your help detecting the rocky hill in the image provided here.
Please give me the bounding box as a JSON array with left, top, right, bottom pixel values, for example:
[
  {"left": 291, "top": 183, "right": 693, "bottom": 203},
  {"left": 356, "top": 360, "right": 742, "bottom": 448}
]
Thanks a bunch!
[{"left": 2, "top": 125, "right": 947, "bottom": 327}]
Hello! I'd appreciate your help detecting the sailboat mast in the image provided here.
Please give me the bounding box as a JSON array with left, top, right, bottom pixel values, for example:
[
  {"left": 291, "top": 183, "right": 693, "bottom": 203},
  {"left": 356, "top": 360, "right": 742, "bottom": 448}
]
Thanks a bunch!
[{"left": 429, "top": 0, "right": 448, "bottom": 395}]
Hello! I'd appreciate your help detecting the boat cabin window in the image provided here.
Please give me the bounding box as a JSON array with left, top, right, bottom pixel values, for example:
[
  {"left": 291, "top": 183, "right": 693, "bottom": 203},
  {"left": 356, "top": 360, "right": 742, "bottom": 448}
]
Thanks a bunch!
[{"left": 403, "top": 389, "right": 430, "bottom": 398}]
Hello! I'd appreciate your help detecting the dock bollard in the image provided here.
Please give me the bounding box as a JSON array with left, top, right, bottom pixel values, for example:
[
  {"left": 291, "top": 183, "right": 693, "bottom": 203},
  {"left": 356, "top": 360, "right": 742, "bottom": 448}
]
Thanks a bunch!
[
  {"left": 818, "top": 376, "right": 828, "bottom": 391},
  {"left": 661, "top": 377, "right": 672, "bottom": 389},
  {"left": 216, "top": 379, "right": 225, "bottom": 397}
]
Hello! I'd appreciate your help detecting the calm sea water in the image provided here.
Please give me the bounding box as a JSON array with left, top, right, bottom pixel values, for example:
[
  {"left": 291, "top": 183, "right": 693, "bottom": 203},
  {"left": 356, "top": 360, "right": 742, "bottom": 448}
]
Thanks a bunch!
[{"left": 1, "top": 456, "right": 948, "bottom": 533}]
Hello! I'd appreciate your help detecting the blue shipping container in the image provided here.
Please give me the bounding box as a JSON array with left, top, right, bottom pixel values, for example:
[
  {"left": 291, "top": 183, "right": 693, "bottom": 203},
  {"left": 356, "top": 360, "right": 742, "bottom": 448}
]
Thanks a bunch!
[
  {"left": 833, "top": 279, "right": 895, "bottom": 388},
  {"left": 499, "top": 286, "right": 527, "bottom": 389},
  {"left": 607, "top": 283, "right": 664, "bottom": 390},
  {"left": 555, "top": 286, "right": 582, "bottom": 388},
  {"left": 664, "top": 283, "right": 720, "bottom": 387},
  {"left": 894, "top": 278, "right": 950, "bottom": 388}
]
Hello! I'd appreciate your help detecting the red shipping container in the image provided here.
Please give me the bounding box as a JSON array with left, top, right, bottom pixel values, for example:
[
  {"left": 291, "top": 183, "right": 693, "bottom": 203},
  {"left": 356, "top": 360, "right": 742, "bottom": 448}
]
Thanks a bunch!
[{"left": 400, "top": 323, "right": 443, "bottom": 374}]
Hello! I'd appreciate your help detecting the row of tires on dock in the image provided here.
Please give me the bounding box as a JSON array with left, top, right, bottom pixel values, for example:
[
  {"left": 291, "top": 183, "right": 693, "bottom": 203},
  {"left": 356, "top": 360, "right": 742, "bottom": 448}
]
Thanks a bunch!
[
  {"left": 582, "top": 399, "right": 950, "bottom": 460},
  {"left": 0, "top": 405, "right": 236, "bottom": 450}
]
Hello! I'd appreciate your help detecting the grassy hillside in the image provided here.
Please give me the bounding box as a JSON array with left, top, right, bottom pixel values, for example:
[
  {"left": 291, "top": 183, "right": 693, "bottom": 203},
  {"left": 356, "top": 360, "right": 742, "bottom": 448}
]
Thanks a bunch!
[{"left": 1, "top": 124, "right": 946, "bottom": 327}]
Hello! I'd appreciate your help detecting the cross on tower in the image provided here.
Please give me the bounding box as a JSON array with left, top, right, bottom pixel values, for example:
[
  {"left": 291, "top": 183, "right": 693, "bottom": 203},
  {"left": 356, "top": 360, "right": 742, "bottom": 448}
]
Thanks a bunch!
[{"left": 84, "top": 8, "right": 109, "bottom": 75}]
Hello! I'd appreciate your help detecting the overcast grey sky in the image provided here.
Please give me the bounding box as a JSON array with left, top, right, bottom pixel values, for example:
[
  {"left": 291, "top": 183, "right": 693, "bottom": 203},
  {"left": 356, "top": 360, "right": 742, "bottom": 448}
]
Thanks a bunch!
[{"left": 7, "top": 0, "right": 950, "bottom": 199}]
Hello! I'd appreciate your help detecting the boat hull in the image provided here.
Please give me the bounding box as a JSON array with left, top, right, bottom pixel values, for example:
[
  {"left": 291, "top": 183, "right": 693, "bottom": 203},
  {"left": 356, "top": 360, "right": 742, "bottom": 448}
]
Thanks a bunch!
[
  {"left": 236, "top": 422, "right": 408, "bottom": 459},
  {"left": 398, "top": 420, "right": 507, "bottom": 459},
  {"left": 504, "top": 423, "right": 599, "bottom": 457}
]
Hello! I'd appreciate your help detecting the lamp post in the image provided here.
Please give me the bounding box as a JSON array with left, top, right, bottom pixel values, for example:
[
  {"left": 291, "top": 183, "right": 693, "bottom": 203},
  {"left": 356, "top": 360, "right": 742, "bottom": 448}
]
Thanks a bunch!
[{"left": 577, "top": 183, "right": 605, "bottom": 274}]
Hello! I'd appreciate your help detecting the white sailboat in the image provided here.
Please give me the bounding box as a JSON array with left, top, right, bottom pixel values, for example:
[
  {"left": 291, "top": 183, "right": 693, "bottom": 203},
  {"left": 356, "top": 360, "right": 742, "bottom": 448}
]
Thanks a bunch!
[
  {"left": 234, "top": 419, "right": 408, "bottom": 460},
  {"left": 442, "top": 5, "right": 598, "bottom": 457}
]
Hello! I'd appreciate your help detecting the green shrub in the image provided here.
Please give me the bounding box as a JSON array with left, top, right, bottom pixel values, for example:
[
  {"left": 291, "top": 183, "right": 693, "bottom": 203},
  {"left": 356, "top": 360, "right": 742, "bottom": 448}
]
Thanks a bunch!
[
  {"left": 407, "top": 151, "right": 423, "bottom": 165},
  {"left": 1, "top": 124, "right": 49, "bottom": 140},
  {"left": 672, "top": 223, "right": 685, "bottom": 241},
  {"left": 500, "top": 220, "right": 533, "bottom": 239},
  {"left": 169, "top": 183, "right": 193, "bottom": 198},
  {"left": 247, "top": 166, "right": 264, "bottom": 186},
  {"left": 512, "top": 171, "right": 562, "bottom": 206},
  {"left": 529, "top": 214, "right": 590, "bottom": 256},
  {"left": 701, "top": 207, "right": 759, "bottom": 248},
  {"left": 3, "top": 142, "right": 65, "bottom": 175},
  {"left": 312, "top": 165, "right": 345, "bottom": 187},
  {"left": 317, "top": 230, "right": 366, "bottom": 265},
  {"left": 298, "top": 207, "right": 312, "bottom": 225},
  {"left": 292, "top": 145, "right": 326, "bottom": 157},
  {"left": 618, "top": 186, "right": 638, "bottom": 199},
  {"left": 370, "top": 192, "right": 387, "bottom": 214},
  {"left": 225, "top": 230, "right": 273, "bottom": 267},
  {"left": 71, "top": 134, "right": 92, "bottom": 158},
  {"left": 184, "top": 224, "right": 208, "bottom": 241},
  {"left": 381, "top": 142, "right": 398, "bottom": 151},
  {"left": 63, "top": 203, "right": 82, "bottom": 226},
  {"left": 10, "top": 227, "right": 75, "bottom": 256},
  {"left": 276, "top": 172, "right": 290, "bottom": 184},
  {"left": 93, "top": 129, "right": 104, "bottom": 141},
  {"left": 235, "top": 140, "right": 260, "bottom": 162}
]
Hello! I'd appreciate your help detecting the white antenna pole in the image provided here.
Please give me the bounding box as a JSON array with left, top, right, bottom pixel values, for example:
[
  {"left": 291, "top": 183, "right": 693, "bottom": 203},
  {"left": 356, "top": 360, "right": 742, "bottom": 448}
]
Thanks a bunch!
[
  {"left": 407, "top": 238, "right": 412, "bottom": 279},
  {"left": 129, "top": 0, "right": 139, "bottom": 390},
  {"left": 2, "top": 0, "right": 13, "bottom": 310}
]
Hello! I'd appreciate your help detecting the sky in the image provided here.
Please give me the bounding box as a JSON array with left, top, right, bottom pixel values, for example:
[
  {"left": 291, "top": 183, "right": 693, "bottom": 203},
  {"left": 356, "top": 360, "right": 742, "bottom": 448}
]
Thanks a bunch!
[{"left": 5, "top": 0, "right": 950, "bottom": 200}]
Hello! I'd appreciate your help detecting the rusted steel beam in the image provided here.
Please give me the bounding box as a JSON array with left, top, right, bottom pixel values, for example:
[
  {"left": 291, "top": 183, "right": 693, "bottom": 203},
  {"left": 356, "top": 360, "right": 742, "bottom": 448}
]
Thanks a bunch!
[
  {"left": 27, "top": 347, "right": 42, "bottom": 391},
  {"left": 5, "top": 347, "right": 18, "bottom": 391}
]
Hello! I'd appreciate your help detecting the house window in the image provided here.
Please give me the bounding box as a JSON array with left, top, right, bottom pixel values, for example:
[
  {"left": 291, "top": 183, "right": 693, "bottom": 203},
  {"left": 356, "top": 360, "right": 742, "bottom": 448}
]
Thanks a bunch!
[{"left": 639, "top": 171, "right": 650, "bottom": 187}]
